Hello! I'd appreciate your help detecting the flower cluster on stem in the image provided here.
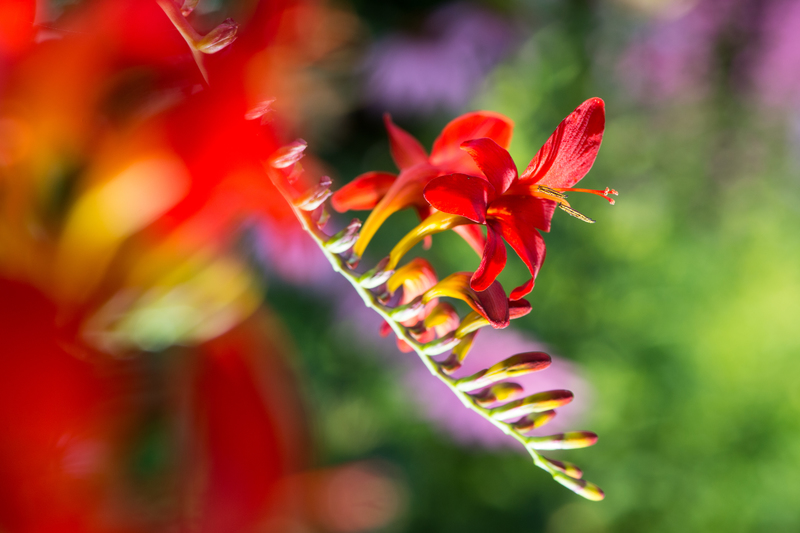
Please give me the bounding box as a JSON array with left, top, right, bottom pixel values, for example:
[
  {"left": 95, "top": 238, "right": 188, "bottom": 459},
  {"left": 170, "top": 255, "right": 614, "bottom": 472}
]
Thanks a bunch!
[{"left": 264, "top": 98, "right": 616, "bottom": 500}]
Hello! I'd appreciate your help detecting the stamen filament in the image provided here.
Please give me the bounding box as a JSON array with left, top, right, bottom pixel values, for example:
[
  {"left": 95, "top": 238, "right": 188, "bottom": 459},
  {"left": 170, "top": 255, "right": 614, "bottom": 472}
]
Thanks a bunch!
[{"left": 551, "top": 187, "right": 618, "bottom": 204}]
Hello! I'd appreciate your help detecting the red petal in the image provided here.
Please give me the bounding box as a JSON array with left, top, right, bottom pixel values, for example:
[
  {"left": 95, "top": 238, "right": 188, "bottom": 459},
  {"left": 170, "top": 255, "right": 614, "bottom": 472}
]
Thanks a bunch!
[
  {"left": 384, "top": 113, "right": 429, "bottom": 170},
  {"left": 488, "top": 194, "right": 557, "bottom": 233},
  {"left": 423, "top": 273, "right": 508, "bottom": 329},
  {"left": 452, "top": 224, "right": 486, "bottom": 256},
  {"left": 396, "top": 338, "right": 414, "bottom": 352},
  {"left": 489, "top": 196, "right": 558, "bottom": 300},
  {"left": 331, "top": 171, "right": 397, "bottom": 212},
  {"left": 509, "top": 299, "right": 532, "bottom": 319},
  {"left": 474, "top": 280, "right": 510, "bottom": 329},
  {"left": 520, "top": 98, "right": 605, "bottom": 189},
  {"left": 423, "top": 173, "right": 494, "bottom": 223},
  {"left": 354, "top": 164, "right": 438, "bottom": 257},
  {"left": 429, "top": 111, "right": 514, "bottom": 175},
  {"left": 470, "top": 223, "right": 507, "bottom": 292},
  {"left": 0, "top": 0, "right": 37, "bottom": 55},
  {"left": 461, "top": 138, "right": 517, "bottom": 195}
]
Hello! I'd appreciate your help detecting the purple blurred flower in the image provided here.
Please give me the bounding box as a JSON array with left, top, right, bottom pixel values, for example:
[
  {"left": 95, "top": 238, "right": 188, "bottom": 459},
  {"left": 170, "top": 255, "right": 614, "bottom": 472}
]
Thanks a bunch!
[
  {"left": 617, "top": 0, "right": 769, "bottom": 102},
  {"left": 617, "top": 2, "right": 721, "bottom": 101},
  {"left": 752, "top": 0, "right": 800, "bottom": 108},
  {"left": 252, "top": 218, "right": 335, "bottom": 286},
  {"left": 362, "top": 3, "right": 518, "bottom": 116}
]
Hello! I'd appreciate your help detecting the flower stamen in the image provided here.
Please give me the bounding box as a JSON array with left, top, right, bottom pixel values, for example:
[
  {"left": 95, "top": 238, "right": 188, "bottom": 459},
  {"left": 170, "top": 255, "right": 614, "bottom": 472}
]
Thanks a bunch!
[
  {"left": 558, "top": 204, "right": 596, "bottom": 224},
  {"left": 543, "top": 186, "right": 618, "bottom": 205}
]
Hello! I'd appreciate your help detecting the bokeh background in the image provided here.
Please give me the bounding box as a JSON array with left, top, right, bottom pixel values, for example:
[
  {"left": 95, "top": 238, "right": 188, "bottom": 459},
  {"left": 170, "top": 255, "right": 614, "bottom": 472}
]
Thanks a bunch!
[{"left": 3, "top": 0, "right": 800, "bottom": 531}]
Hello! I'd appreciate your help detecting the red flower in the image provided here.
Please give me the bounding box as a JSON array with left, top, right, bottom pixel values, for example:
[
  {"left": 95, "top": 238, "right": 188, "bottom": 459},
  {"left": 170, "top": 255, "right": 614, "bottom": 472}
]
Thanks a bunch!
[
  {"left": 331, "top": 111, "right": 514, "bottom": 257},
  {"left": 423, "top": 98, "right": 614, "bottom": 300}
]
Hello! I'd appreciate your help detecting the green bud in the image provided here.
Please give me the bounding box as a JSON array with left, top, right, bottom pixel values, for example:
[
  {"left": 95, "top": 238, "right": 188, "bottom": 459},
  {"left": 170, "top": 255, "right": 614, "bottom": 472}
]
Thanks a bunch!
[
  {"left": 455, "top": 352, "right": 551, "bottom": 391},
  {"left": 543, "top": 457, "right": 583, "bottom": 479},
  {"left": 196, "top": 18, "right": 239, "bottom": 54},
  {"left": 295, "top": 176, "right": 332, "bottom": 211},
  {"left": 387, "top": 296, "right": 423, "bottom": 322},
  {"left": 472, "top": 382, "right": 525, "bottom": 408},
  {"left": 324, "top": 219, "right": 361, "bottom": 254},
  {"left": 421, "top": 334, "right": 459, "bottom": 356},
  {"left": 510, "top": 410, "right": 556, "bottom": 433},
  {"left": 489, "top": 390, "right": 573, "bottom": 421},
  {"left": 525, "top": 431, "right": 598, "bottom": 450},
  {"left": 552, "top": 473, "right": 605, "bottom": 501},
  {"left": 358, "top": 257, "right": 394, "bottom": 289}
]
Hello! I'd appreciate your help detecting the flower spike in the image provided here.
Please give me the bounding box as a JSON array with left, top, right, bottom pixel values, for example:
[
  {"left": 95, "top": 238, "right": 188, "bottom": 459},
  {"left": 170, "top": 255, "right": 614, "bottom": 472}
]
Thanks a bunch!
[
  {"left": 423, "top": 98, "right": 615, "bottom": 299},
  {"left": 265, "top": 101, "right": 609, "bottom": 501}
]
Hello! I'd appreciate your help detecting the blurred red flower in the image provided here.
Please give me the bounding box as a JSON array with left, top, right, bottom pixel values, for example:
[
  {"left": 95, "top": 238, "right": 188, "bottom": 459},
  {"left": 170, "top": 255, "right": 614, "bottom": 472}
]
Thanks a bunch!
[{"left": 0, "top": 1, "right": 402, "bottom": 531}]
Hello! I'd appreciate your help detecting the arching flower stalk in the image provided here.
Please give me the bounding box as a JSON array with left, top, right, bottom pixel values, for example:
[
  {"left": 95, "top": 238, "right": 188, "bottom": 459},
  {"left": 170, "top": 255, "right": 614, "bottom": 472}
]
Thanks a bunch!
[{"left": 264, "top": 100, "right": 614, "bottom": 500}]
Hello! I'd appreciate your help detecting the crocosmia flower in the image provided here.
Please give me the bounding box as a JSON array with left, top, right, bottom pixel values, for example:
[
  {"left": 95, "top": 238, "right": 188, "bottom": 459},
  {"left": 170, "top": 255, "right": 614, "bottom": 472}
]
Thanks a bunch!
[
  {"left": 423, "top": 97, "right": 615, "bottom": 299},
  {"left": 332, "top": 111, "right": 513, "bottom": 257}
]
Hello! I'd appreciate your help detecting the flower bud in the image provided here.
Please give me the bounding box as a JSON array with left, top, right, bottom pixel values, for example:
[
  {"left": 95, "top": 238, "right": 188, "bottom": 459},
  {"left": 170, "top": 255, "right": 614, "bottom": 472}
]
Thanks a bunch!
[
  {"left": 552, "top": 473, "right": 605, "bottom": 501},
  {"left": 543, "top": 457, "right": 583, "bottom": 479},
  {"left": 471, "top": 382, "right": 525, "bottom": 408},
  {"left": 489, "top": 390, "right": 573, "bottom": 421},
  {"left": 244, "top": 99, "right": 275, "bottom": 122},
  {"left": 422, "top": 272, "right": 509, "bottom": 329},
  {"left": 268, "top": 139, "right": 307, "bottom": 169},
  {"left": 454, "top": 311, "right": 488, "bottom": 338},
  {"left": 358, "top": 257, "right": 394, "bottom": 289},
  {"left": 324, "top": 219, "right": 361, "bottom": 254},
  {"left": 525, "top": 431, "right": 598, "bottom": 450},
  {"left": 295, "top": 175, "right": 332, "bottom": 211},
  {"left": 438, "top": 330, "right": 477, "bottom": 374},
  {"left": 510, "top": 410, "right": 556, "bottom": 433},
  {"left": 455, "top": 352, "right": 551, "bottom": 392},
  {"left": 387, "top": 258, "right": 437, "bottom": 299},
  {"left": 420, "top": 333, "right": 459, "bottom": 356},
  {"left": 196, "top": 18, "right": 239, "bottom": 54},
  {"left": 311, "top": 204, "right": 330, "bottom": 229},
  {"left": 423, "top": 302, "right": 459, "bottom": 335},
  {"left": 386, "top": 296, "right": 424, "bottom": 322},
  {"left": 437, "top": 351, "right": 462, "bottom": 375}
]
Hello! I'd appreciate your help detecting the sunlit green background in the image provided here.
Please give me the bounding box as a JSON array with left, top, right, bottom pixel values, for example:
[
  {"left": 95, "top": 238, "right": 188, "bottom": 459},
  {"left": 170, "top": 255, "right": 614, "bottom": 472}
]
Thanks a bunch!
[{"left": 267, "top": 0, "right": 800, "bottom": 531}]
